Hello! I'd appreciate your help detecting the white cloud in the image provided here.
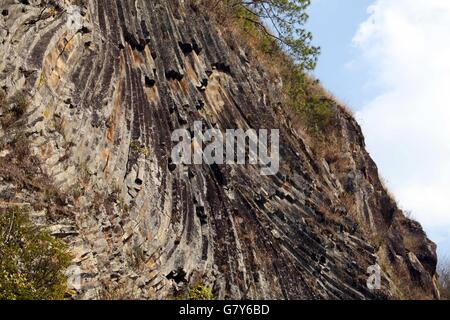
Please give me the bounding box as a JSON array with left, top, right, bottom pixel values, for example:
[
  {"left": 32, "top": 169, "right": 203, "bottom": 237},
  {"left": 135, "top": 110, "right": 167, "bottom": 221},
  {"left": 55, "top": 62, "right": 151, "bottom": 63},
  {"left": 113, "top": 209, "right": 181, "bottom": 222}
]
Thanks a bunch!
[{"left": 353, "top": 0, "right": 450, "bottom": 234}]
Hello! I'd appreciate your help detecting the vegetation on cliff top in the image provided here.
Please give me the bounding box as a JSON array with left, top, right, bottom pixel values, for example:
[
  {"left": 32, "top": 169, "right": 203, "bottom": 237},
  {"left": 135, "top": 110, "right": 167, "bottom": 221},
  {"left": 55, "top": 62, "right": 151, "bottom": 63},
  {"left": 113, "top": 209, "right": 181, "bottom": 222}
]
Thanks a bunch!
[
  {"left": 193, "top": 0, "right": 335, "bottom": 134},
  {"left": 231, "top": 0, "right": 320, "bottom": 70}
]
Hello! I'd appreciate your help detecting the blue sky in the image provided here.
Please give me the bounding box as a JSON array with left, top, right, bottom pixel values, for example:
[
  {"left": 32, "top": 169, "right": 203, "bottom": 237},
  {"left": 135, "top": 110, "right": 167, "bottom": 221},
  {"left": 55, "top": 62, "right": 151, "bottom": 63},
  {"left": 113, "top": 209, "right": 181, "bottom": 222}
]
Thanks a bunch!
[
  {"left": 307, "top": 0, "right": 375, "bottom": 108},
  {"left": 306, "top": 0, "right": 450, "bottom": 261}
]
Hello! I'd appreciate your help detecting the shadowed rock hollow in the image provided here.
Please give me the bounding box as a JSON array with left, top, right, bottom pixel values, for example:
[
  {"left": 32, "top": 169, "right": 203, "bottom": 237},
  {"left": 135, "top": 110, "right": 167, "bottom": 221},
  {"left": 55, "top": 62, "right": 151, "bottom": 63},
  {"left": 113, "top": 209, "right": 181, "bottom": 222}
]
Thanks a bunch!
[{"left": 0, "top": 0, "right": 440, "bottom": 299}]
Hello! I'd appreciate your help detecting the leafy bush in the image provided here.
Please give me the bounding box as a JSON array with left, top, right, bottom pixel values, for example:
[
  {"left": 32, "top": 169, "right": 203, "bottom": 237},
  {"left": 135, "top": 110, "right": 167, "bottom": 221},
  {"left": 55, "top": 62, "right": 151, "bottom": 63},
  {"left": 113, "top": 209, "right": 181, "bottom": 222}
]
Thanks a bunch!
[
  {"left": 187, "top": 284, "right": 216, "bottom": 300},
  {"left": 304, "top": 95, "right": 334, "bottom": 131},
  {"left": 130, "top": 141, "right": 150, "bottom": 157},
  {"left": 38, "top": 72, "right": 46, "bottom": 88},
  {"left": 0, "top": 207, "right": 71, "bottom": 300},
  {"left": 283, "top": 66, "right": 334, "bottom": 132}
]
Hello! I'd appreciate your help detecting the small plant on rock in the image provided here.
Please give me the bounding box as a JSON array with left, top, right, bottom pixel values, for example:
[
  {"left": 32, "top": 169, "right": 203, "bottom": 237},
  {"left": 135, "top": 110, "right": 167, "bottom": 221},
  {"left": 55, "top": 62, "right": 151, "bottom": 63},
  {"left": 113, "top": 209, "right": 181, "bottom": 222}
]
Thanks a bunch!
[
  {"left": 187, "top": 284, "right": 216, "bottom": 300},
  {"left": 130, "top": 141, "right": 151, "bottom": 157},
  {"left": 38, "top": 72, "right": 46, "bottom": 88}
]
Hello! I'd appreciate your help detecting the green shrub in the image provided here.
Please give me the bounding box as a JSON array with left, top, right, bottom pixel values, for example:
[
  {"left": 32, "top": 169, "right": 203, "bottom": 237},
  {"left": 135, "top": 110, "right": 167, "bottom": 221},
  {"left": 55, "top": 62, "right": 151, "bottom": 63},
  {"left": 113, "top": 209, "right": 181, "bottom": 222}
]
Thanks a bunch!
[
  {"left": 282, "top": 66, "right": 333, "bottom": 133},
  {"left": 303, "top": 96, "right": 333, "bottom": 132},
  {"left": 38, "top": 72, "right": 46, "bottom": 88},
  {"left": 130, "top": 141, "right": 150, "bottom": 157},
  {"left": 187, "top": 284, "right": 216, "bottom": 300},
  {"left": 0, "top": 207, "right": 71, "bottom": 300}
]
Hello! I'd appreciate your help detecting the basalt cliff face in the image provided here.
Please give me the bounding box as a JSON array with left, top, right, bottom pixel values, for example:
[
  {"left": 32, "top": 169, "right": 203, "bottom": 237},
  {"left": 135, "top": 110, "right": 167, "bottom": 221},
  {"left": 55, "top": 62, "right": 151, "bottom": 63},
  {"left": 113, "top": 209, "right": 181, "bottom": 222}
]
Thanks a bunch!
[{"left": 0, "top": 0, "right": 440, "bottom": 299}]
